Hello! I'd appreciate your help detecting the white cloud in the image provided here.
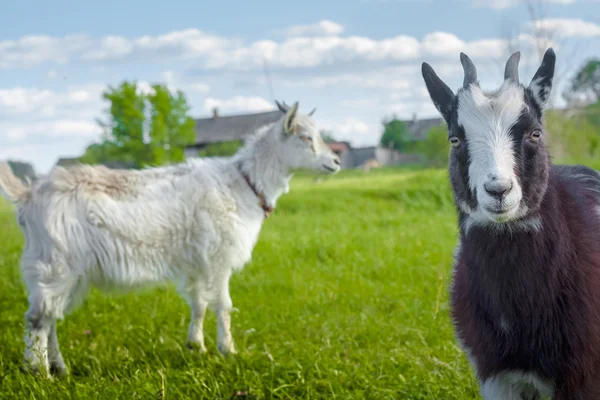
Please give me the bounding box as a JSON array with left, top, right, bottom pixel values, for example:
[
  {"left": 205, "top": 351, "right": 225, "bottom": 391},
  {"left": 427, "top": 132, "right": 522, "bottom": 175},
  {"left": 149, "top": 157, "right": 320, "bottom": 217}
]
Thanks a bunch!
[
  {"left": 421, "top": 32, "right": 466, "bottom": 57},
  {"left": 203, "top": 96, "right": 273, "bottom": 114},
  {"left": 339, "top": 97, "right": 380, "bottom": 108},
  {"left": 0, "top": 25, "right": 425, "bottom": 71},
  {"left": 189, "top": 82, "right": 210, "bottom": 93},
  {"left": 202, "top": 34, "right": 421, "bottom": 70},
  {"left": 386, "top": 100, "right": 439, "bottom": 120},
  {"left": 0, "top": 20, "right": 595, "bottom": 74},
  {"left": 532, "top": 18, "right": 600, "bottom": 37},
  {"left": 0, "top": 140, "right": 95, "bottom": 174},
  {"left": 0, "top": 83, "right": 104, "bottom": 172},
  {"left": 282, "top": 20, "right": 345, "bottom": 37},
  {"left": 473, "top": 0, "right": 576, "bottom": 10},
  {"left": 0, "top": 84, "right": 104, "bottom": 118},
  {"left": 1, "top": 120, "right": 100, "bottom": 142},
  {"left": 136, "top": 81, "right": 155, "bottom": 95},
  {"left": 282, "top": 67, "right": 415, "bottom": 90},
  {"left": 327, "top": 118, "right": 370, "bottom": 135},
  {"left": 0, "top": 34, "right": 90, "bottom": 68},
  {"left": 319, "top": 118, "right": 376, "bottom": 146},
  {"left": 81, "top": 29, "right": 235, "bottom": 63}
]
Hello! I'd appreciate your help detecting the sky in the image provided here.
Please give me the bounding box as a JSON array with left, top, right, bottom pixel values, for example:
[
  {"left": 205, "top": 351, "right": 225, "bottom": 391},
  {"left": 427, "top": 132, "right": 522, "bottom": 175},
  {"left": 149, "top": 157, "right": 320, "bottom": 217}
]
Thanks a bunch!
[{"left": 0, "top": 0, "right": 599, "bottom": 173}]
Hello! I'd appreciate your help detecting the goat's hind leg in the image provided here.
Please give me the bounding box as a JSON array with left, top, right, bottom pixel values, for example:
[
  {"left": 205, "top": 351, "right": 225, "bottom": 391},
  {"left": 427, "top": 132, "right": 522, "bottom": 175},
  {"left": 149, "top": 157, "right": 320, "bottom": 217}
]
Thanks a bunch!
[
  {"left": 216, "top": 271, "right": 236, "bottom": 356},
  {"left": 48, "top": 321, "right": 67, "bottom": 376}
]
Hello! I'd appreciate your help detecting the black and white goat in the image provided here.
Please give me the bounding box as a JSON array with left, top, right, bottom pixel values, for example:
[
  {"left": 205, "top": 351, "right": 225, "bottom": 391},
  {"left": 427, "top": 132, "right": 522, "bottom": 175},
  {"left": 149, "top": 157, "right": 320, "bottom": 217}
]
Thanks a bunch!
[{"left": 422, "top": 48, "right": 600, "bottom": 399}]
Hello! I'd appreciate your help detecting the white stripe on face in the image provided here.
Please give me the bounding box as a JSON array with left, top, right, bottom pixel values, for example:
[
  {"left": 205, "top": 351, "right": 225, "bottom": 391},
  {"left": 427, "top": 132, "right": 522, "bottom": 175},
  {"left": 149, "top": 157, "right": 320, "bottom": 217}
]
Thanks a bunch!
[{"left": 457, "top": 83, "right": 525, "bottom": 223}]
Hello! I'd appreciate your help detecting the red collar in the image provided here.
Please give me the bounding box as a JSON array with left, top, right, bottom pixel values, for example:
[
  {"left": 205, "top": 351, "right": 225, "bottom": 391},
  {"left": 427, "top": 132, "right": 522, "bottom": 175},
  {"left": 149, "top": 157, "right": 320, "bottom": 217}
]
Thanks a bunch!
[{"left": 240, "top": 170, "right": 274, "bottom": 218}]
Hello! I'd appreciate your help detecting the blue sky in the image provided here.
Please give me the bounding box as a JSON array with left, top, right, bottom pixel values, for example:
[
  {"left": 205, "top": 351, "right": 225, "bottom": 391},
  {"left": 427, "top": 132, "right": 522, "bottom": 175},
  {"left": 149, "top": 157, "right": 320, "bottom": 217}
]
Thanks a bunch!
[{"left": 0, "top": 0, "right": 599, "bottom": 173}]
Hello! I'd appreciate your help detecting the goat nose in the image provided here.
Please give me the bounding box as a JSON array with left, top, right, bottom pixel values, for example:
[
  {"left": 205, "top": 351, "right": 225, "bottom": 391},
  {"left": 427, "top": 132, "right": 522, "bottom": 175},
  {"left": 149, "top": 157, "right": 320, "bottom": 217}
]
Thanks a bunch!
[{"left": 484, "top": 179, "right": 513, "bottom": 198}]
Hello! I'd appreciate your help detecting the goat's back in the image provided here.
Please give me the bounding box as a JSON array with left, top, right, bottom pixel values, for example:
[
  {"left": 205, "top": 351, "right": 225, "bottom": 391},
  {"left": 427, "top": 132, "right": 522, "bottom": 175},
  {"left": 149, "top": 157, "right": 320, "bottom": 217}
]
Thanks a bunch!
[{"left": 17, "top": 160, "right": 262, "bottom": 289}]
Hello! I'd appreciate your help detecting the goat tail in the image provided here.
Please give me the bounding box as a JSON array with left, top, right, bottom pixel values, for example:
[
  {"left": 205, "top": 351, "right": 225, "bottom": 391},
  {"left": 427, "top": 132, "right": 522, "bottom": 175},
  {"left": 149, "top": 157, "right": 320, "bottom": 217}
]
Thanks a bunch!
[{"left": 0, "top": 162, "right": 30, "bottom": 204}]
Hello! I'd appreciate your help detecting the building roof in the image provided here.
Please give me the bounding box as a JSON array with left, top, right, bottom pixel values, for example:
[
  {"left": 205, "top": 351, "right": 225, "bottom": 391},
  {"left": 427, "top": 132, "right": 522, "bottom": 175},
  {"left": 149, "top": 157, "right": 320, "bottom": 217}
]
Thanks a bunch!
[
  {"left": 327, "top": 141, "right": 351, "bottom": 153},
  {"left": 189, "top": 107, "right": 444, "bottom": 148},
  {"left": 404, "top": 116, "right": 445, "bottom": 140},
  {"left": 192, "top": 109, "right": 282, "bottom": 146},
  {"left": 56, "top": 157, "right": 80, "bottom": 166}
]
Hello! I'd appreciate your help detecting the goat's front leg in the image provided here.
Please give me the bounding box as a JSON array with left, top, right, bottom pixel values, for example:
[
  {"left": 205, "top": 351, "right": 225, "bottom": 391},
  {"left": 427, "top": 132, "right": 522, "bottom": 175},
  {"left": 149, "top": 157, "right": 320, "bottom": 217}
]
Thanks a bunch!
[
  {"left": 23, "top": 306, "right": 52, "bottom": 377},
  {"left": 216, "top": 273, "right": 236, "bottom": 355}
]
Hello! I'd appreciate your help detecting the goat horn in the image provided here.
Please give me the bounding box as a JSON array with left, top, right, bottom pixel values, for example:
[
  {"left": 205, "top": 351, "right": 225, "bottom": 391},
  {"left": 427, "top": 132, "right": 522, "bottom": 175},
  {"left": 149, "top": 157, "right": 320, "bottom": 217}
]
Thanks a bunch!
[
  {"left": 275, "top": 100, "right": 288, "bottom": 113},
  {"left": 460, "top": 52, "right": 478, "bottom": 89},
  {"left": 504, "top": 51, "right": 521, "bottom": 84},
  {"left": 308, "top": 108, "right": 316, "bottom": 116}
]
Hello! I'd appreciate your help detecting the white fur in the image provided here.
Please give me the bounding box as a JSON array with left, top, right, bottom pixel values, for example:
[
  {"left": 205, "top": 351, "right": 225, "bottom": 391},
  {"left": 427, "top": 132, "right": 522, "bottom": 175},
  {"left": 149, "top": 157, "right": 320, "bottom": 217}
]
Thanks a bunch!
[
  {"left": 481, "top": 371, "right": 554, "bottom": 400},
  {"left": 457, "top": 83, "right": 526, "bottom": 225},
  {"left": 0, "top": 106, "right": 340, "bottom": 376},
  {"left": 529, "top": 76, "right": 551, "bottom": 110},
  {"left": 459, "top": 200, "right": 541, "bottom": 234}
]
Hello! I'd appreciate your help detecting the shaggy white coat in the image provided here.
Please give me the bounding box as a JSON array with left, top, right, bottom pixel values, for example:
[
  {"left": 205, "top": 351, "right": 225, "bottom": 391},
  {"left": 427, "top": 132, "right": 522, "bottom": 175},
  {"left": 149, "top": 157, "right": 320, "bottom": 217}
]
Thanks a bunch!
[{"left": 0, "top": 102, "right": 340, "bottom": 376}]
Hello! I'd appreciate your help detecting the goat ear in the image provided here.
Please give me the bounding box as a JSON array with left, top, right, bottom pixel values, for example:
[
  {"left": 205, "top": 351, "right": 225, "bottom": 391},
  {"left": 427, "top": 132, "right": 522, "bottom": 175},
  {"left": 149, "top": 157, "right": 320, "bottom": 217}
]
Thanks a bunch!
[
  {"left": 283, "top": 102, "right": 299, "bottom": 134},
  {"left": 528, "top": 48, "right": 556, "bottom": 110},
  {"left": 422, "top": 62, "right": 455, "bottom": 123}
]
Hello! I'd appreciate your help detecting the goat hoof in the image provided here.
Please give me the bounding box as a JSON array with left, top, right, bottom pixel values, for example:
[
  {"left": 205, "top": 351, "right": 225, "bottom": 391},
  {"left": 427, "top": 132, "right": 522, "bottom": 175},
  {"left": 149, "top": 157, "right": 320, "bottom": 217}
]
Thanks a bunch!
[
  {"left": 186, "top": 342, "right": 207, "bottom": 353},
  {"left": 50, "top": 363, "right": 68, "bottom": 377},
  {"left": 20, "top": 364, "right": 52, "bottom": 379},
  {"left": 217, "top": 343, "right": 237, "bottom": 356}
]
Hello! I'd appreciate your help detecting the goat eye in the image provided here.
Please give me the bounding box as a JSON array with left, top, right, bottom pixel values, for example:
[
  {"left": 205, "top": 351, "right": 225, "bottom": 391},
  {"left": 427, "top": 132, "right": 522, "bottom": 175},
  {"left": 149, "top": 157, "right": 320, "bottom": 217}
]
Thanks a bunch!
[
  {"left": 529, "top": 130, "right": 542, "bottom": 142},
  {"left": 449, "top": 137, "right": 460, "bottom": 148},
  {"left": 302, "top": 136, "right": 313, "bottom": 142}
]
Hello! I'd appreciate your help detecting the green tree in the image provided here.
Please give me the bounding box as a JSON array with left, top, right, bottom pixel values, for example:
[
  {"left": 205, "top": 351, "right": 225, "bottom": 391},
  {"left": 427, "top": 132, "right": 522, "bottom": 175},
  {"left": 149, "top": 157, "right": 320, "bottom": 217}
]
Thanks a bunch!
[
  {"left": 319, "top": 129, "right": 337, "bottom": 143},
  {"left": 380, "top": 117, "right": 412, "bottom": 151},
  {"left": 102, "top": 82, "right": 148, "bottom": 167},
  {"left": 198, "top": 140, "right": 243, "bottom": 157},
  {"left": 545, "top": 109, "right": 600, "bottom": 164},
  {"left": 87, "top": 81, "right": 196, "bottom": 168},
  {"left": 147, "top": 84, "right": 196, "bottom": 165},
  {"left": 415, "top": 125, "right": 450, "bottom": 167},
  {"left": 565, "top": 59, "right": 600, "bottom": 103}
]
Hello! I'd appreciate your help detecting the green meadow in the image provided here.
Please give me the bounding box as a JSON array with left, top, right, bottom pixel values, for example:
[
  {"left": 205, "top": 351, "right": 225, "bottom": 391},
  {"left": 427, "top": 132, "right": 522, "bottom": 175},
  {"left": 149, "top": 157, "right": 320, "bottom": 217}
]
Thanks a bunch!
[{"left": 0, "top": 167, "right": 480, "bottom": 399}]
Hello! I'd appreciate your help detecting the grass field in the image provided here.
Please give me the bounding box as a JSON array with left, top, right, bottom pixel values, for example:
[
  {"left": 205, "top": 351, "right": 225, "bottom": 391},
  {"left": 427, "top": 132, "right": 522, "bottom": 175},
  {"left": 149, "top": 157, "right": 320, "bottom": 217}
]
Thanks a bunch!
[{"left": 0, "top": 167, "right": 480, "bottom": 399}]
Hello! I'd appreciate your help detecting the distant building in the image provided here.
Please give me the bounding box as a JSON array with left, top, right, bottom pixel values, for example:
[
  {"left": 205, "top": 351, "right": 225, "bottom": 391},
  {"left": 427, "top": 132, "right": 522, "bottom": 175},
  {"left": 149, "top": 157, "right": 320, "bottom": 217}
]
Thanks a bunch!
[
  {"left": 404, "top": 114, "right": 444, "bottom": 141},
  {"left": 55, "top": 157, "right": 81, "bottom": 167},
  {"left": 349, "top": 146, "right": 378, "bottom": 168},
  {"left": 182, "top": 107, "right": 446, "bottom": 169},
  {"left": 324, "top": 114, "right": 445, "bottom": 169},
  {"left": 185, "top": 107, "right": 282, "bottom": 158}
]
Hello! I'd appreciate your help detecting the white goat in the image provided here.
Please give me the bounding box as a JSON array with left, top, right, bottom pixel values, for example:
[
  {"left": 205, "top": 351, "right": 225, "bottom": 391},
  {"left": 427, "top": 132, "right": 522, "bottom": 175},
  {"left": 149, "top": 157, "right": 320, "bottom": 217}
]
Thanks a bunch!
[{"left": 0, "top": 101, "right": 341, "bottom": 377}]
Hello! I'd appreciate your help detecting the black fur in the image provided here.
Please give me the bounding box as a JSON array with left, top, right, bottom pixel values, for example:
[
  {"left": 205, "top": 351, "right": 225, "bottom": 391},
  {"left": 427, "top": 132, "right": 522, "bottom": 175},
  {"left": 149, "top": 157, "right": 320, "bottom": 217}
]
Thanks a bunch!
[{"left": 422, "top": 48, "right": 600, "bottom": 398}]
